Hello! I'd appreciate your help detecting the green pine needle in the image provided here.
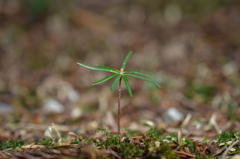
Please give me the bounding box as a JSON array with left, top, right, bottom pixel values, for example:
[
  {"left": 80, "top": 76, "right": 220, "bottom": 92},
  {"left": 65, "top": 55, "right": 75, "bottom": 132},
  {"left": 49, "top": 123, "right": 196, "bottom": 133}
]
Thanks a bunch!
[
  {"left": 121, "top": 51, "right": 133, "bottom": 69},
  {"left": 92, "top": 74, "right": 118, "bottom": 85},
  {"left": 76, "top": 62, "right": 118, "bottom": 73},
  {"left": 95, "top": 65, "right": 119, "bottom": 72},
  {"left": 111, "top": 75, "right": 122, "bottom": 91},
  {"left": 123, "top": 75, "right": 132, "bottom": 97},
  {"left": 77, "top": 51, "right": 160, "bottom": 96}
]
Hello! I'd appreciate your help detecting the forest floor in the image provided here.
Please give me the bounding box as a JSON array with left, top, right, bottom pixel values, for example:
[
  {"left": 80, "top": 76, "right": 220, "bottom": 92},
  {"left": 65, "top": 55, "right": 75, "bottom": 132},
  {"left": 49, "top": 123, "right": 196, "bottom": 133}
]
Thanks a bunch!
[{"left": 0, "top": 1, "right": 240, "bottom": 158}]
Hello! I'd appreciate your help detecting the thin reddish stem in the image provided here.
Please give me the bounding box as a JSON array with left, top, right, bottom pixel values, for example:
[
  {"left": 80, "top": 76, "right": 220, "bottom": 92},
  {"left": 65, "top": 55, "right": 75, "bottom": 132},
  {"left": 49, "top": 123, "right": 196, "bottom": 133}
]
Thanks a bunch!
[{"left": 118, "top": 77, "right": 122, "bottom": 134}]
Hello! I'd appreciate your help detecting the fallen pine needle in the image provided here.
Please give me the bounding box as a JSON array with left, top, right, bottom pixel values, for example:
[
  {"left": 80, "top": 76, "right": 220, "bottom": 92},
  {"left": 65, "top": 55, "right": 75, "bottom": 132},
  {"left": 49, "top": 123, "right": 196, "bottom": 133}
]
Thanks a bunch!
[{"left": 221, "top": 140, "right": 239, "bottom": 159}]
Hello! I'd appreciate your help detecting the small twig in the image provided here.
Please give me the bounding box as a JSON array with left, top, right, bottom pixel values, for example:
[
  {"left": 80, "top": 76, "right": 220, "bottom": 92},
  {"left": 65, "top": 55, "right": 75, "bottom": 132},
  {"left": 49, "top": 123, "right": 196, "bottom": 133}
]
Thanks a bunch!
[
  {"left": 210, "top": 113, "right": 221, "bottom": 133},
  {"left": 51, "top": 123, "right": 61, "bottom": 139},
  {"left": 178, "top": 130, "right": 182, "bottom": 145},
  {"left": 174, "top": 150, "right": 196, "bottom": 158},
  {"left": 180, "top": 113, "right": 191, "bottom": 141},
  {"left": 221, "top": 140, "right": 239, "bottom": 159},
  {"left": 181, "top": 113, "right": 192, "bottom": 129}
]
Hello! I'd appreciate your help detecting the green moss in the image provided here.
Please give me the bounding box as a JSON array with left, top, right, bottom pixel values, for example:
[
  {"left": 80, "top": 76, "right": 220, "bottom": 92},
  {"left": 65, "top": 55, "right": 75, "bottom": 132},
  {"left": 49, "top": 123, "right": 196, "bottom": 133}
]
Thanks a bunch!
[
  {"left": 216, "top": 130, "right": 240, "bottom": 153},
  {"left": 70, "top": 139, "right": 81, "bottom": 144},
  {"left": 158, "top": 143, "right": 177, "bottom": 159},
  {"left": 124, "top": 129, "right": 142, "bottom": 137},
  {"left": 36, "top": 139, "right": 54, "bottom": 147},
  {"left": 118, "top": 143, "right": 144, "bottom": 159},
  {"left": 184, "top": 138, "right": 197, "bottom": 153},
  {"left": 33, "top": 128, "right": 239, "bottom": 159},
  {"left": 216, "top": 130, "right": 239, "bottom": 145},
  {"left": 145, "top": 142, "right": 177, "bottom": 159},
  {"left": 162, "top": 133, "right": 178, "bottom": 143},
  {"left": 0, "top": 140, "right": 24, "bottom": 151},
  {"left": 96, "top": 128, "right": 121, "bottom": 149},
  {"left": 96, "top": 129, "right": 145, "bottom": 158},
  {"left": 146, "top": 127, "right": 163, "bottom": 140}
]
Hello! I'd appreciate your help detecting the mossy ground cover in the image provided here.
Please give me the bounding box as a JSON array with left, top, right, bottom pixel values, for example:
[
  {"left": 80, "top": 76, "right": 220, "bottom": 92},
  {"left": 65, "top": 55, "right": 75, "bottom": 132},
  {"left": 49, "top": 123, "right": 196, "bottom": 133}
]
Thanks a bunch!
[
  {"left": 0, "top": 1, "right": 240, "bottom": 159},
  {"left": 0, "top": 127, "right": 239, "bottom": 158}
]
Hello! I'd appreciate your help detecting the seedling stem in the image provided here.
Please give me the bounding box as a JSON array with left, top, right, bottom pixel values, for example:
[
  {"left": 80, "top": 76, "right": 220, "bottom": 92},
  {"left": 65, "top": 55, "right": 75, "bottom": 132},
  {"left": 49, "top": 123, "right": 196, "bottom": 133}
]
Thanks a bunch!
[{"left": 118, "top": 77, "right": 122, "bottom": 134}]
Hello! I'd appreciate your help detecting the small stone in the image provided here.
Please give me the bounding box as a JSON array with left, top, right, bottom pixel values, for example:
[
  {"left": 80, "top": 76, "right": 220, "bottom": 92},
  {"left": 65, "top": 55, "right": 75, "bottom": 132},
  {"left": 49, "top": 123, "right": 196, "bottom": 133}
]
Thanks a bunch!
[
  {"left": 68, "top": 89, "right": 80, "bottom": 102},
  {"left": 0, "top": 102, "right": 14, "bottom": 113},
  {"left": 163, "top": 107, "right": 184, "bottom": 123},
  {"left": 70, "top": 107, "right": 82, "bottom": 118},
  {"left": 43, "top": 98, "right": 64, "bottom": 113},
  {"left": 44, "top": 127, "right": 54, "bottom": 139},
  {"left": 222, "top": 62, "right": 238, "bottom": 76}
]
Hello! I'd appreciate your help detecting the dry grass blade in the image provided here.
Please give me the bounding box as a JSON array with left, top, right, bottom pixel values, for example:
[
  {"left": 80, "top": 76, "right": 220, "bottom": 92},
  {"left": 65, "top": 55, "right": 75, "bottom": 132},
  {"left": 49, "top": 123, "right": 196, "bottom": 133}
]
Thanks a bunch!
[
  {"left": 221, "top": 140, "right": 239, "bottom": 159},
  {"left": 178, "top": 130, "right": 182, "bottom": 144},
  {"left": 181, "top": 113, "right": 192, "bottom": 128},
  {"left": 209, "top": 113, "right": 221, "bottom": 134},
  {"left": 174, "top": 150, "right": 196, "bottom": 158}
]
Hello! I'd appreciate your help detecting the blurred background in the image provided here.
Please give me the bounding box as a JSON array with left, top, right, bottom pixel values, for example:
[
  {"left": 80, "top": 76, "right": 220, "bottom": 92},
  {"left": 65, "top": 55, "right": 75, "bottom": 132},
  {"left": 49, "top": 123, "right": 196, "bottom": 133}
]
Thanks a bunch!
[{"left": 0, "top": 0, "right": 239, "bottom": 136}]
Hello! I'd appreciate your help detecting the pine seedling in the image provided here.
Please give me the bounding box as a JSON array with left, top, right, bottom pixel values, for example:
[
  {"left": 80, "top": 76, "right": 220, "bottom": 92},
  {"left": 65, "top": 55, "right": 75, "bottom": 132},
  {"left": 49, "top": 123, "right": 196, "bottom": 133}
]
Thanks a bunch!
[{"left": 77, "top": 51, "right": 160, "bottom": 134}]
